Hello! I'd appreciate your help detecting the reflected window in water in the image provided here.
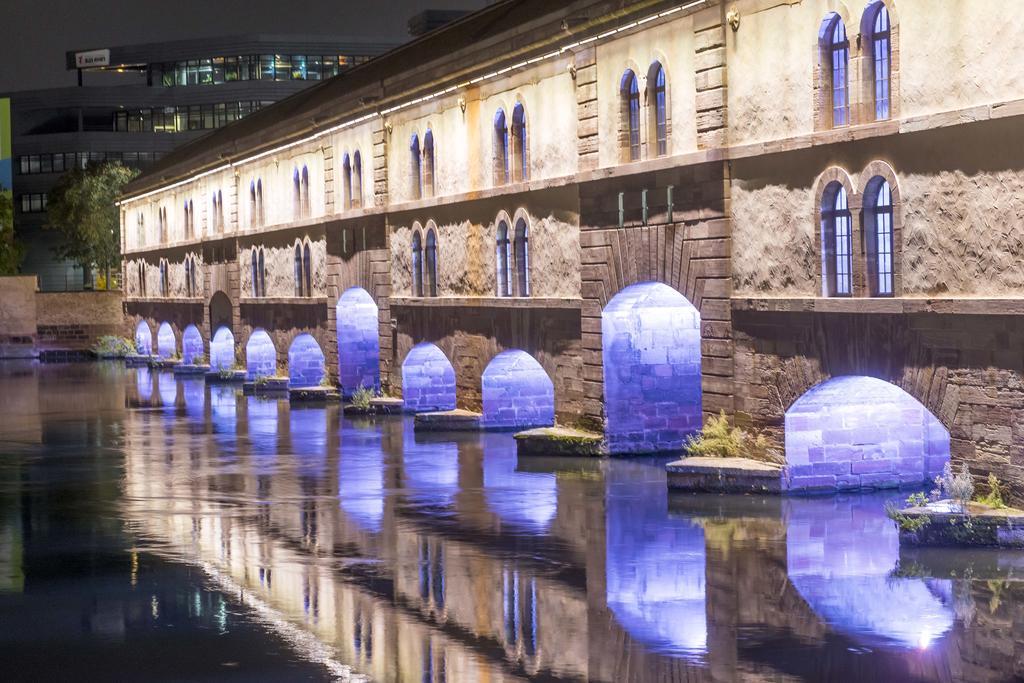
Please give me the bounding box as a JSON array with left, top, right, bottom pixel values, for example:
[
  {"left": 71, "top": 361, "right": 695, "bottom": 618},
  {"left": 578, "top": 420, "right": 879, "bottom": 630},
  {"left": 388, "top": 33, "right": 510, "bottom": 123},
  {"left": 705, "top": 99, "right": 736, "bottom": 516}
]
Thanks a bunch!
[
  {"left": 157, "top": 372, "right": 178, "bottom": 408},
  {"left": 503, "top": 566, "right": 538, "bottom": 657},
  {"left": 135, "top": 366, "right": 153, "bottom": 402}
]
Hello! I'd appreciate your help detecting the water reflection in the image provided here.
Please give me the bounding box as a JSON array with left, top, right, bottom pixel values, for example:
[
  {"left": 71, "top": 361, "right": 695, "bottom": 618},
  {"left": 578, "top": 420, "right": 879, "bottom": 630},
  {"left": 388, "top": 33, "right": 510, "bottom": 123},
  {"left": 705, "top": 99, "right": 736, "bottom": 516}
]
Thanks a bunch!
[
  {"left": 605, "top": 460, "right": 707, "bottom": 660},
  {"left": 785, "top": 495, "right": 954, "bottom": 650},
  {"left": 157, "top": 371, "right": 177, "bottom": 408},
  {"left": 8, "top": 364, "right": 1024, "bottom": 682}
]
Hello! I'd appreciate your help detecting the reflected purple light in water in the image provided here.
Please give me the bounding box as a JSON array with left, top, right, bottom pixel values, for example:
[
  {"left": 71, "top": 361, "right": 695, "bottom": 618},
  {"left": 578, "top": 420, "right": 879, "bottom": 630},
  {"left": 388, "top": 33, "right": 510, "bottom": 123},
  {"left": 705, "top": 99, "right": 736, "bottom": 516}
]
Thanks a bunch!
[
  {"left": 136, "top": 366, "right": 152, "bottom": 402},
  {"left": 401, "top": 421, "right": 459, "bottom": 507},
  {"left": 785, "top": 494, "right": 954, "bottom": 649},
  {"left": 289, "top": 407, "right": 327, "bottom": 479},
  {"left": 481, "top": 433, "right": 556, "bottom": 532},
  {"left": 158, "top": 372, "right": 177, "bottom": 407}
]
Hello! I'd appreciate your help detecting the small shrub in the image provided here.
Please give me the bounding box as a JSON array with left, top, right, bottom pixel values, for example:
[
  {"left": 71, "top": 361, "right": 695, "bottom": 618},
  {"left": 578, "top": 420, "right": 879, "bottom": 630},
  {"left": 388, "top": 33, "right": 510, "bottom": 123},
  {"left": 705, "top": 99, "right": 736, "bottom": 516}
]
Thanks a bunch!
[
  {"left": 319, "top": 373, "right": 335, "bottom": 389},
  {"left": 217, "top": 367, "right": 235, "bottom": 380},
  {"left": 906, "top": 492, "right": 930, "bottom": 508},
  {"left": 885, "top": 500, "right": 930, "bottom": 532},
  {"left": 975, "top": 473, "right": 1007, "bottom": 509},
  {"left": 276, "top": 363, "right": 289, "bottom": 379},
  {"left": 935, "top": 462, "right": 975, "bottom": 512},
  {"left": 350, "top": 384, "right": 375, "bottom": 410},
  {"left": 254, "top": 374, "right": 272, "bottom": 387},
  {"left": 191, "top": 353, "right": 207, "bottom": 366},
  {"left": 684, "top": 411, "right": 783, "bottom": 465},
  {"left": 93, "top": 335, "right": 134, "bottom": 357}
]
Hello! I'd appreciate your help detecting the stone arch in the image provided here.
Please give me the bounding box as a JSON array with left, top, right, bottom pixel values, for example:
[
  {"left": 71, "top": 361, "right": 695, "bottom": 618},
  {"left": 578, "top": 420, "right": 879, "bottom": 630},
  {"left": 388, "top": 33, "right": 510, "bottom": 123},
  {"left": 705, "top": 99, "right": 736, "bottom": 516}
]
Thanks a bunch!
[
  {"left": 210, "top": 326, "right": 236, "bottom": 372},
  {"left": 481, "top": 350, "right": 555, "bottom": 430},
  {"left": 813, "top": 167, "right": 860, "bottom": 297},
  {"left": 601, "top": 282, "right": 702, "bottom": 454},
  {"left": 156, "top": 322, "right": 176, "bottom": 359},
  {"left": 287, "top": 333, "right": 325, "bottom": 387},
  {"left": 134, "top": 320, "right": 153, "bottom": 355},
  {"left": 336, "top": 287, "right": 380, "bottom": 397},
  {"left": 182, "top": 324, "right": 204, "bottom": 364},
  {"left": 209, "top": 291, "right": 232, "bottom": 336},
  {"left": 784, "top": 376, "right": 950, "bottom": 492},
  {"left": 245, "top": 329, "right": 277, "bottom": 380},
  {"left": 402, "top": 342, "right": 456, "bottom": 413}
]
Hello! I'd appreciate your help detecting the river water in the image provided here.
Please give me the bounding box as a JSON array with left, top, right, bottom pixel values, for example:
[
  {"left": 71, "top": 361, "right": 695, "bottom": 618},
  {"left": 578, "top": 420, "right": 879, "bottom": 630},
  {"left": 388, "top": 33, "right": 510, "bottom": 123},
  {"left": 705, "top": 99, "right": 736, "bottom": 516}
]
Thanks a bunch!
[{"left": 0, "top": 362, "right": 1022, "bottom": 682}]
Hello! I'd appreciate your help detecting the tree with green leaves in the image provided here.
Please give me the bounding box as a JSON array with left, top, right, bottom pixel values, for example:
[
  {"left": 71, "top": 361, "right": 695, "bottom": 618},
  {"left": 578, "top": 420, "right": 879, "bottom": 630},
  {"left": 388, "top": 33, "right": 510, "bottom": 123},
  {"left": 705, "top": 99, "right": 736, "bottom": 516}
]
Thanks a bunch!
[
  {"left": 0, "top": 188, "right": 22, "bottom": 275},
  {"left": 45, "top": 162, "right": 139, "bottom": 289}
]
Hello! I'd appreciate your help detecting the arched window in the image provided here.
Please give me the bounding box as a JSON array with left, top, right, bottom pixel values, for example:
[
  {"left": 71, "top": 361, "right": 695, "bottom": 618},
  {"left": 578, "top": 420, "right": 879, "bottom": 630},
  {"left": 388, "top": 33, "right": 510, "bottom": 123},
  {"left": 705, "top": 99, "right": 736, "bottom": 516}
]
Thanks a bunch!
[
  {"left": 249, "top": 181, "right": 257, "bottom": 227},
  {"left": 136, "top": 213, "right": 144, "bottom": 248},
  {"left": 410, "top": 133, "right": 422, "bottom": 200},
  {"left": 158, "top": 207, "right": 167, "bottom": 243},
  {"left": 342, "top": 153, "right": 352, "bottom": 209},
  {"left": 183, "top": 200, "right": 191, "bottom": 239},
  {"left": 301, "top": 165, "right": 310, "bottom": 217},
  {"left": 411, "top": 230, "right": 424, "bottom": 297},
  {"left": 352, "top": 151, "right": 363, "bottom": 209},
  {"left": 648, "top": 62, "right": 667, "bottom": 157},
  {"left": 425, "top": 228, "right": 438, "bottom": 297},
  {"left": 250, "top": 247, "right": 259, "bottom": 297},
  {"left": 512, "top": 103, "right": 528, "bottom": 182},
  {"left": 256, "top": 179, "right": 264, "bottom": 226},
  {"left": 258, "top": 248, "right": 265, "bottom": 297},
  {"left": 514, "top": 218, "right": 530, "bottom": 297},
  {"left": 303, "top": 242, "right": 312, "bottom": 297},
  {"left": 212, "top": 192, "right": 219, "bottom": 234},
  {"left": 423, "top": 129, "right": 435, "bottom": 198},
  {"left": 159, "top": 259, "right": 169, "bottom": 297},
  {"left": 826, "top": 15, "right": 849, "bottom": 127},
  {"left": 865, "top": 177, "right": 894, "bottom": 296},
  {"left": 494, "top": 108, "right": 509, "bottom": 185},
  {"left": 822, "top": 182, "right": 852, "bottom": 297},
  {"left": 294, "top": 243, "right": 303, "bottom": 297},
  {"left": 293, "top": 168, "right": 301, "bottom": 218},
  {"left": 621, "top": 70, "right": 641, "bottom": 161},
  {"left": 138, "top": 262, "right": 146, "bottom": 297},
  {"left": 496, "top": 220, "right": 512, "bottom": 297},
  {"left": 868, "top": 2, "right": 891, "bottom": 121},
  {"left": 188, "top": 199, "right": 194, "bottom": 238}
]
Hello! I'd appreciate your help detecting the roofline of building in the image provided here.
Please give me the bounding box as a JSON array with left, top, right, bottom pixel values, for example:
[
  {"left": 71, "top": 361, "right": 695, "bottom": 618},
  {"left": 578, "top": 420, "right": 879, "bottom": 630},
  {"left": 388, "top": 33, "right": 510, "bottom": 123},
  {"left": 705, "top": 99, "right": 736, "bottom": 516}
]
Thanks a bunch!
[{"left": 121, "top": 0, "right": 701, "bottom": 199}]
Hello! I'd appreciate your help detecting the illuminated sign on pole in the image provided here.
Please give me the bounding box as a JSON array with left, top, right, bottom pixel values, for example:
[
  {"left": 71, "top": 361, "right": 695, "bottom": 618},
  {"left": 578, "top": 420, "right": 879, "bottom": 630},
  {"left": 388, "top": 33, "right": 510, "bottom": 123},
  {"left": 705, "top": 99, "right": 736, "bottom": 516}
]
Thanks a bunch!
[{"left": 74, "top": 49, "right": 110, "bottom": 69}]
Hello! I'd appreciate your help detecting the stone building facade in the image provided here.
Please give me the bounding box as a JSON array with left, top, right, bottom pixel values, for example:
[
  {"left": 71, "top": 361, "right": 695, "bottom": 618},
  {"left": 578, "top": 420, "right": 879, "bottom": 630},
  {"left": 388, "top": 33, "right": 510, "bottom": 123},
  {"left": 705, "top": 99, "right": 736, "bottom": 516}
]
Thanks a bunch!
[{"left": 120, "top": 0, "right": 1024, "bottom": 497}]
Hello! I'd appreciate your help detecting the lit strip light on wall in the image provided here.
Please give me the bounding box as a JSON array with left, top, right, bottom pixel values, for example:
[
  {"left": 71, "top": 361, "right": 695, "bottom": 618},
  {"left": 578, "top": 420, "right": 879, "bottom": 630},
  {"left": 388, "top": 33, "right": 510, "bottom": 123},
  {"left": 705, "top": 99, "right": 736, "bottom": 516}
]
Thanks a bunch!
[{"left": 121, "top": 0, "right": 707, "bottom": 206}]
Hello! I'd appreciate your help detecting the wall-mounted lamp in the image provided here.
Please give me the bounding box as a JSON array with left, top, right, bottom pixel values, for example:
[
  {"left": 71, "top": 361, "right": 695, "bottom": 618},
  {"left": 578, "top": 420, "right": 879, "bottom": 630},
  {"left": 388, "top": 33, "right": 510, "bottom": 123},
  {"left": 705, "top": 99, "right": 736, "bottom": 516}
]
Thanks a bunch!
[
  {"left": 458, "top": 97, "right": 467, "bottom": 113},
  {"left": 384, "top": 120, "right": 393, "bottom": 135},
  {"left": 567, "top": 63, "right": 577, "bottom": 80},
  {"left": 727, "top": 7, "right": 740, "bottom": 32}
]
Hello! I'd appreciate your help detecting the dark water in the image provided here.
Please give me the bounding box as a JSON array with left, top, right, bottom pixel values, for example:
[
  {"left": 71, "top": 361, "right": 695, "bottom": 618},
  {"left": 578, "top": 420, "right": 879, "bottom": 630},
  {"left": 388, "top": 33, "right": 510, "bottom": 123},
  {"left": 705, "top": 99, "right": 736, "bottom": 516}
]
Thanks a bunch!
[{"left": 1, "top": 363, "right": 1023, "bottom": 682}]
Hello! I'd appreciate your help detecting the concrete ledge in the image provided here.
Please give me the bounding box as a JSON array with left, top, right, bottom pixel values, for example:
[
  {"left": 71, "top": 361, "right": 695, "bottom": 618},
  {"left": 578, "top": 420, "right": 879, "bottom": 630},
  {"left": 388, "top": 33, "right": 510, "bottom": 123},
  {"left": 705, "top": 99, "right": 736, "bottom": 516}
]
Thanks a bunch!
[
  {"left": 666, "top": 456, "right": 783, "bottom": 494},
  {"left": 514, "top": 426, "right": 605, "bottom": 457},
  {"left": 288, "top": 386, "right": 341, "bottom": 403},
  {"left": 897, "top": 501, "right": 1024, "bottom": 548},
  {"left": 242, "top": 377, "right": 289, "bottom": 395},
  {"left": 897, "top": 545, "right": 1024, "bottom": 580},
  {"left": 126, "top": 354, "right": 157, "bottom": 367},
  {"left": 206, "top": 369, "right": 247, "bottom": 383},
  {"left": 173, "top": 363, "right": 210, "bottom": 376},
  {"left": 152, "top": 358, "right": 182, "bottom": 370},
  {"left": 344, "top": 397, "right": 404, "bottom": 415},
  {"left": 414, "top": 409, "right": 481, "bottom": 431}
]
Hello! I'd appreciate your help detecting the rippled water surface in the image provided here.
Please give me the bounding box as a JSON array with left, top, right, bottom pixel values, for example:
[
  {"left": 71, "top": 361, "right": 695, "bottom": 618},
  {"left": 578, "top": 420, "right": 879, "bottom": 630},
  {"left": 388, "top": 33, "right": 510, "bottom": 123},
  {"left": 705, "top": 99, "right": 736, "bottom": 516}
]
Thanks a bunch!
[{"left": 1, "top": 362, "right": 1023, "bottom": 682}]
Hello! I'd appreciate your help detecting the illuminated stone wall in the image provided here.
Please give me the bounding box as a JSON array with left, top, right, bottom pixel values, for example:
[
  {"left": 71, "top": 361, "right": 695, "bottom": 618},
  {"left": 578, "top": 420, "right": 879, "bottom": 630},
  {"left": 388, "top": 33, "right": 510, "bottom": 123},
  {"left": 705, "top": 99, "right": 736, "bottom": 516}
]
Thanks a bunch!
[
  {"left": 784, "top": 376, "right": 949, "bottom": 492},
  {"left": 601, "top": 282, "right": 702, "bottom": 454},
  {"left": 182, "top": 325, "right": 204, "bottom": 364},
  {"left": 157, "top": 322, "right": 176, "bottom": 359},
  {"left": 335, "top": 287, "right": 379, "bottom": 396},
  {"left": 245, "top": 329, "right": 277, "bottom": 379},
  {"left": 480, "top": 350, "right": 555, "bottom": 430},
  {"left": 401, "top": 343, "right": 456, "bottom": 413},
  {"left": 209, "top": 327, "right": 235, "bottom": 372},
  {"left": 287, "top": 333, "right": 326, "bottom": 387}
]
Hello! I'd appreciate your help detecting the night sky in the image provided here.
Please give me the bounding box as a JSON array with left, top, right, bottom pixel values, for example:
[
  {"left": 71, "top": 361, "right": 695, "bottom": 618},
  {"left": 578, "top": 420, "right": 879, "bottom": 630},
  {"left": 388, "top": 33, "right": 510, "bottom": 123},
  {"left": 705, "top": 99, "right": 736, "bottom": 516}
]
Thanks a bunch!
[{"left": 0, "top": 0, "right": 488, "bottom": 93}]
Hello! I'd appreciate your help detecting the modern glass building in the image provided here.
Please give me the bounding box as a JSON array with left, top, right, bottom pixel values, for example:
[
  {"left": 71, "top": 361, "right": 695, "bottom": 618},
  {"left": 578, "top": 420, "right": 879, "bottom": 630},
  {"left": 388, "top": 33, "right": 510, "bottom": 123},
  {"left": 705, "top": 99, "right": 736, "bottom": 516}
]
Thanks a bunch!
[{"left": 6, "top": 35, "right": 394, "bottom": 291}]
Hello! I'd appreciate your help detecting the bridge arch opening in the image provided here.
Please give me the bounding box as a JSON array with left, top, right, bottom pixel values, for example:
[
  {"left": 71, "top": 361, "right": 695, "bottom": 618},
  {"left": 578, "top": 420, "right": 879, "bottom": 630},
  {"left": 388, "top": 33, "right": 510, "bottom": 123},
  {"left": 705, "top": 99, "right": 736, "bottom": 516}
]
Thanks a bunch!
[
  {"left": 288, "top": 333, "right": 325, "bottom": 387},
  {"left": 481, "top": 350, "right": 554, "bottom": 430},
  {"left": 784, "top": 376, "right": 950, "bottom": 492},
  {"left": 182, "top": 325, "right": 203, "bottom": 364},
  {"left": 336, "top": 287, "right": 380, "bottom": 397},
  {"left": 156, "top": 322, "right": 176, "bottom": 359},
  {"left": 601, "top": 281, "right": 702, "bottom": 453},
  {"left": 134, "top": 320, "right": 153, "bottom": 355},
  {"left": 402, "top": 343, "right": 456, "bottom": 412},
  {"left": 209, "top": 327, "right": 236, "bottom": 372},
  {"left": 246, "top": 329, "right": 276, "bottom": 380}
]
